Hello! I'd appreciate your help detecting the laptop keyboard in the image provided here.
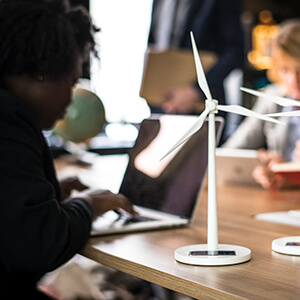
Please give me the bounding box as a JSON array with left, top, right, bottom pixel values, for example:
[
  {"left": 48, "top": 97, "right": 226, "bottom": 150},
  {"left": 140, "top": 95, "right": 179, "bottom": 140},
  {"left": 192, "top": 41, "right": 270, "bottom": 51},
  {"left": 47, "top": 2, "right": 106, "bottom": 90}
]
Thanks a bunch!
[
  {"left": 123, "top": 214, "right": 156, "bottom": 225},
  {"left": 93, "top": 210, "right": 157, "bottom": 228},
  {"left": 114, "top": 212, "right": 156, "bottom": 225}
]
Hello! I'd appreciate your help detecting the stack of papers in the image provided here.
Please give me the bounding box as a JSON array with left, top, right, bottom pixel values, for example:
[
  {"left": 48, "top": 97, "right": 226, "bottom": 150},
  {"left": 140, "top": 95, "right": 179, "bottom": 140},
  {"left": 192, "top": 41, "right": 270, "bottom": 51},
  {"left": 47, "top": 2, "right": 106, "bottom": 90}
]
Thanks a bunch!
[{"left": 255, "top": 210, "right": 300, "bottom": 227}]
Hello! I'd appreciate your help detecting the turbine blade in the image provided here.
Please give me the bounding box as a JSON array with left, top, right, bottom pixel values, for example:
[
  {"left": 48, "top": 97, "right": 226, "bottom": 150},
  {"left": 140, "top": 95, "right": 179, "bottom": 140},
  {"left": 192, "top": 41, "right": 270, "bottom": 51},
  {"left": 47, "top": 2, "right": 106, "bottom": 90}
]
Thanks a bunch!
[
  {"left": 161, "top": 108, "right": 210, "bottom": 160},
  {"left": 190, "top": 32, "right": 212, "bottom": 100},
  {"left": 266, "top": 111, "right": 300, "bottom": 117},
  {"left": 240, "top": 87, "right": 300, "bottom": 107},
  {"left": 217, "top": 104, "right": 285, "bottom": 125}
]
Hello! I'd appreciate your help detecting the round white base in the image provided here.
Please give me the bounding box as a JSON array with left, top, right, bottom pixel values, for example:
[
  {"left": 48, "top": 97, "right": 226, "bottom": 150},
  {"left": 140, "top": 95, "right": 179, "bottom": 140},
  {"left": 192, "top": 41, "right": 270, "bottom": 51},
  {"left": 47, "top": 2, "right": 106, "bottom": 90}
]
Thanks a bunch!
[
  {"left": 175, "top": 244, "right": 251, "bottom": 266},
  {"left": 272, "top": 236, "right": 300, "bottom": 256}
]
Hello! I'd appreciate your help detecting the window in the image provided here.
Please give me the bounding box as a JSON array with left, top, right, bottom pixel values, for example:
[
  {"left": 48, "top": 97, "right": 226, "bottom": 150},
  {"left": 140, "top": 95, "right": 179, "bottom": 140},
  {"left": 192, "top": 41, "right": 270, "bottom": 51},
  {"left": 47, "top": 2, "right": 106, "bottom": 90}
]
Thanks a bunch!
[{"left": 90, "top": 0, "right": 153, "bottom": 123}]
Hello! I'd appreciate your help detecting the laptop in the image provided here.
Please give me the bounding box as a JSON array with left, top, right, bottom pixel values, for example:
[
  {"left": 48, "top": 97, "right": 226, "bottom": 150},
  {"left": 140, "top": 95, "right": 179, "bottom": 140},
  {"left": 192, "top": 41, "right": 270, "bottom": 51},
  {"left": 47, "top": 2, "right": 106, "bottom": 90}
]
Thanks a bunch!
[
  {"left": 91, "top": 114, "right": 224, "bottom": 236},
  {"left": 215, "top": 148, "right": 260, "bottom": 186}
]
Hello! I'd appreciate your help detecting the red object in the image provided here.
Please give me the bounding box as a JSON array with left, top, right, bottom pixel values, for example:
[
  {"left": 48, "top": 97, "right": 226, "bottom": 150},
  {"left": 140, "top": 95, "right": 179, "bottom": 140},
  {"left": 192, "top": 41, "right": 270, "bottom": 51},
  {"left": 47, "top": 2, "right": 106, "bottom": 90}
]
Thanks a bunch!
[{"left": 270, "top": 171, "right": 300, "bottom": 192}]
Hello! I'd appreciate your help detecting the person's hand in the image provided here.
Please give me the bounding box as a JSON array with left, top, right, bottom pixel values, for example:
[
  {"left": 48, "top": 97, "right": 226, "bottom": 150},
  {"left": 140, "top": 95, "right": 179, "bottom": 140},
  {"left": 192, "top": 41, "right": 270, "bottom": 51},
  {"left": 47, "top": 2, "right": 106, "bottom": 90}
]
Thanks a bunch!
[
  {"left": 59, "top": 176, "right": 88, "bottom": 200},
  {"left": 73, "top": 189, "right": 137, "bottom": 219},
  {"left": 293, "top": 139, "right": 300, "bottom": 161},
  {"left": 252, "top": 149, "right": 283, "bottom": 189},
  {"left": 162, "top": 85, "right": 203, "bottom": 114}
]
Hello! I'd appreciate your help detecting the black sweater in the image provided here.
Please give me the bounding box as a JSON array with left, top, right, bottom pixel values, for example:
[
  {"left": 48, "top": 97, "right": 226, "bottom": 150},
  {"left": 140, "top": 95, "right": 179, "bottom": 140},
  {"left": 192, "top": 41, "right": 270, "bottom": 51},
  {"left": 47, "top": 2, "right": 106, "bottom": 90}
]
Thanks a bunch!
[{"left": 0, "top": 88, "right": 93, "bottom": 297}]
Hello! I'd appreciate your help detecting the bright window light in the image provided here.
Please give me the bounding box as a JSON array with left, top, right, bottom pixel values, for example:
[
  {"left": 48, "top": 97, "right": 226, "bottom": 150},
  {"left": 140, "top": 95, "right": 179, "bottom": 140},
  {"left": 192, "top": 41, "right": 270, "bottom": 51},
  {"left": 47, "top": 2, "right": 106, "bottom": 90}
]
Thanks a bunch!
[{"left": 90, "top": 0, "right": 153, "bottom": 123}]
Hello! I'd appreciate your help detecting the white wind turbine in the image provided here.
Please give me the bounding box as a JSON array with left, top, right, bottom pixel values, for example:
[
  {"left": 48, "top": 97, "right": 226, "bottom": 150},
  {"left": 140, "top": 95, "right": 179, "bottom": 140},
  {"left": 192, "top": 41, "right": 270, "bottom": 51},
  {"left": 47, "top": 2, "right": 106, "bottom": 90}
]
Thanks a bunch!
[{"left": 163, "top": 32, "right": 286, "bottom": 266}]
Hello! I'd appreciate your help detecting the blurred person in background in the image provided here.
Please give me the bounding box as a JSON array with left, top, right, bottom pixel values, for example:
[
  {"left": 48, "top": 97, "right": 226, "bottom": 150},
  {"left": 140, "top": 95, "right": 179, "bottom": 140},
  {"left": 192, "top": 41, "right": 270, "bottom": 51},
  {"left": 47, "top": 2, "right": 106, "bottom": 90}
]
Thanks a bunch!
[
  {"left": 147, "top": 0, "right": 244, "bottom": 116},
  {"left": 223, "top": 19, "right": 300, "bottom": 188}
]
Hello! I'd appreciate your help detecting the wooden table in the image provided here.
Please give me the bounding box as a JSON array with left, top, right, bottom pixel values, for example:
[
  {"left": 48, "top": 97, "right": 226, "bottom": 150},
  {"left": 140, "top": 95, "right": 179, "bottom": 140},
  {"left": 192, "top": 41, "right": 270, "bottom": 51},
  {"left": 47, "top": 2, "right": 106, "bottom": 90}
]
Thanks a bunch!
[
  {"left": 55, "top": 155, "right": 300, "bottom": 299},
  {"left": 80, "top": 183, "right": 300, "bottom": 300}
]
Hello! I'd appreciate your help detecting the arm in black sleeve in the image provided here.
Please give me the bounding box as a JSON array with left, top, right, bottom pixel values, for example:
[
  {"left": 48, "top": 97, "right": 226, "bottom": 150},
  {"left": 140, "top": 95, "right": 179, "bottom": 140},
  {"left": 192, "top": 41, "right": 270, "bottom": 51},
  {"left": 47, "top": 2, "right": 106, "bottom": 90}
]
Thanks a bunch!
[{"left": 0, "top": 104, "right": 93, "bottom": 279}]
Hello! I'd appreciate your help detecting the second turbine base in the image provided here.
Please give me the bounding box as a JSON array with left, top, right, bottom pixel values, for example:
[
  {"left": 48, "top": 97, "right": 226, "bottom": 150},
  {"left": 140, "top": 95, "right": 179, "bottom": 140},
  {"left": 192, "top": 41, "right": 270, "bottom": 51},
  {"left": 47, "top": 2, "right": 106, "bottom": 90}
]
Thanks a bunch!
[
  {"left": 175, "top": 244, "right": 251, "bottom": 266},
  {"left": 272, "top": 236, "right": 300, "bottom": 256}
]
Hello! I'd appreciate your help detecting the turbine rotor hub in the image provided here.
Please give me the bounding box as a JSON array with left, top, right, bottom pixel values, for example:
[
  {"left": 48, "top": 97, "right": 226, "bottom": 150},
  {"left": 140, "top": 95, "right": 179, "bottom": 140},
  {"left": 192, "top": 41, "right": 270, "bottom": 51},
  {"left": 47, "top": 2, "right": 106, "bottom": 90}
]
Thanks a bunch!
[{"left": 206, "top": 99, "right": 218, "bottom": 114}]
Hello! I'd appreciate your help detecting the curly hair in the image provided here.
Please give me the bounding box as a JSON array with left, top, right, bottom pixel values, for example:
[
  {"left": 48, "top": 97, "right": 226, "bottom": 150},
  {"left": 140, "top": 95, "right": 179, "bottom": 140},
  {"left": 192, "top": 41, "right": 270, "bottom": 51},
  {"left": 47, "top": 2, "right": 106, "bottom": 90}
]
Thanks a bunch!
[{"left": 0, "top": 0, "right": 98, "bottom": 81}]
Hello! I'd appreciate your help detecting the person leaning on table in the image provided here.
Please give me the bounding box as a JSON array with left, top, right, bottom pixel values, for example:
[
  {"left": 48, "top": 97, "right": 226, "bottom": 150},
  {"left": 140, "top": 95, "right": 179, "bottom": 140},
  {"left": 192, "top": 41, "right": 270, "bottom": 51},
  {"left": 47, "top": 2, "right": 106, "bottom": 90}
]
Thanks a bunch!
[
  {"left": 223, "top": 19, "right": 300, "bottom": 189},
  {"left": 0, "top": 0, "right": 136, "bottom": 298}
]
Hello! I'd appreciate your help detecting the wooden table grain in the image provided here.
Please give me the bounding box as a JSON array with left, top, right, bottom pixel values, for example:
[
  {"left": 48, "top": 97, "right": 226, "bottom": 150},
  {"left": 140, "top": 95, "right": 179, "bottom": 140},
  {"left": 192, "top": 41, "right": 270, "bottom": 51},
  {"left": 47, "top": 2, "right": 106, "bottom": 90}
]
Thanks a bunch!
[
  {"left": 80, "top": 184, "right": 300, "bottom": 300},
  {"left": 55, "top": 155, "right": 300, "bottom": 299}
]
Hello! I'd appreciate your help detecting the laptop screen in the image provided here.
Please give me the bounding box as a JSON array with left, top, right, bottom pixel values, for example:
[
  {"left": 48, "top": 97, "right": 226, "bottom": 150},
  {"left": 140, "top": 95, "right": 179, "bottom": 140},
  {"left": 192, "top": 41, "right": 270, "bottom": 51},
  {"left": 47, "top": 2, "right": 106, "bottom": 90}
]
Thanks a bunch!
[{"left": 119, "top": 115, "right": 223, "bottom": 218}]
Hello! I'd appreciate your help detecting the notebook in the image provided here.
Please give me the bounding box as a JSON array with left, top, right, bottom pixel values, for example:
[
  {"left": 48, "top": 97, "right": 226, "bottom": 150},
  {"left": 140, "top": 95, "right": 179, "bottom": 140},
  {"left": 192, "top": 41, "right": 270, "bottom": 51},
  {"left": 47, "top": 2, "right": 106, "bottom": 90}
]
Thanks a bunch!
[
  {"left": 270, "top": 162, "right": 300, "bottom": 190},
  {"left": 255, "top": 210, "right": 300, "bottom": 227},
  {"left": 139, "top": 49, "right": 217, "bottom": 107},
  {"left": 215, "top": 148, "right": 260, "bottom": 186},
  {"left": 91, "top": 115, "right": 224, "bottom": 236}
]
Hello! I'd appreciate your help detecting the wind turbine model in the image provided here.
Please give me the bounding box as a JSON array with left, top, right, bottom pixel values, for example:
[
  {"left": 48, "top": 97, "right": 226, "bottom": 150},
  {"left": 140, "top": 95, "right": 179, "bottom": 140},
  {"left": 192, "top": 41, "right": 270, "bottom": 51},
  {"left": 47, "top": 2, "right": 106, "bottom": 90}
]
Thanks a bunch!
[{"left": 162, "top": 32, "right": 285, "bottom": 266}]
